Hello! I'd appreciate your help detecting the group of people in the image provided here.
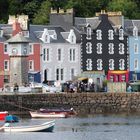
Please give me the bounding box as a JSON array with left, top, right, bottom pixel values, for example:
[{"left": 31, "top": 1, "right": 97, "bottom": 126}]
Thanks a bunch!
[{"left": 62, "top": 81, "right": 98, "bottom": 93}]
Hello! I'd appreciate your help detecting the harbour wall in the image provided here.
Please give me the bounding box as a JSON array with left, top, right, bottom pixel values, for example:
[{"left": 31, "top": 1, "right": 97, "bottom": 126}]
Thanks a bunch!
[{"left": 0, "top": 92, "right": 140, "bottom": 115}]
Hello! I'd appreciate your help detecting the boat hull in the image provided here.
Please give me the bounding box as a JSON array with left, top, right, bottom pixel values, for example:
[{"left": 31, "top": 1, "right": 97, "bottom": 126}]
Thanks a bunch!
[
  {"left": 0, "top": 111, "right": 8, "bottom": 120},
  {"left": 30, "top": 111, "right": 66, "bottom": 118},
  {"left": 3, "top": 121, "right": 55, "bottom": 132}
]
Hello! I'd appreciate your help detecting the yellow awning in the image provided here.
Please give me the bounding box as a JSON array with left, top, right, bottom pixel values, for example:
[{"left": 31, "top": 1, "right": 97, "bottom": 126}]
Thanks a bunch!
[{"left": 78, "top": 77, "right": 88, "bottom": 81}]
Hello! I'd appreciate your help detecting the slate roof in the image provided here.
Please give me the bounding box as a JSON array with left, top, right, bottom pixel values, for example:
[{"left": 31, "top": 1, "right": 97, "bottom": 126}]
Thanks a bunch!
[
  {"left": 30, "top": 25, "right": 78, "bottom": 43},
  {"left": 124, "top": 19, "right": 140, "bottom": 35}
]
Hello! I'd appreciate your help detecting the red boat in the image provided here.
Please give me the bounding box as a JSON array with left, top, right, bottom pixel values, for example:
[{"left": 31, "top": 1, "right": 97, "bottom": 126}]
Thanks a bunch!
[
  {"left": 0, "top": 111, "right": 8, "bottom": 120},
  {"left": 39, "top": 108, "right": 77, "bottom": 117}
]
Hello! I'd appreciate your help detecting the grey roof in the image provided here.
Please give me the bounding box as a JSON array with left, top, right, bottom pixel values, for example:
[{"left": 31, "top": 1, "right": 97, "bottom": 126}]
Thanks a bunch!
[
  {"left": 124, "top": 19, "right": 140, "bottom": 35},
  {"left": 6, "top": 33, "right": 30, "bottom": 43},
  {"left": 29, "top": 25, "right": 68, "bottom": 43}
]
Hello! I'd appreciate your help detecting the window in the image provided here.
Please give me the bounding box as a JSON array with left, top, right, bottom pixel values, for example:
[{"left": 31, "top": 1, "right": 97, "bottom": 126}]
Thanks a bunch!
[
  {"left": 119, "top": 43, "right": 125, "bottom": 54},
  {"left": 4, "top": 44, "right": 8, "bottom": 53},
  {"left": 96, "top": 30, "right": 102, "bottom": 40},
  {"left": 57, "top": 49, "right": 61, "bottom": 61},
  {"left": 86, "top": 27, "right": 91, "bottom": 39},
  {"left": 86, "top": 59, "right": 92, "bottom": 70},
  {"left": 132, "top": 74, "right": 137, "bottom": 81},
  {"left": 119, "top": 29, "right": 124, "bottom": 40},
  {"left": 119, "top": 59, "right": 125, "bottom": 70},
  {"left": 134, "top": 43, "right": 138, "bottom": 54},
  {"left": 133, "top": 26, "right": 138, "bottom": 38},
  {"left": 71, "top": 68, "right": 75, "bottom": 80},
  {"left": 46, "top": 48, "right": 49, "bottom": 61},
  {"left": 56, "top": 68, "right": 64, "bottom": 81},
  {"left": 86, "top": 42, "right": 92, "bottom": 54},
  {"left": 4, "top": 75, "right": 9, "bottom": 83},
  {"left": 97, "top": 59, "right": 103, "bottom": 70},
  {"left": 122, "top": 75, "right": 126, "bottom": 82},
  {"left": 22, "top": 31, "right": 29, "bottom": 37},
  {"left": 29, "top": 44, "right": 33, "bottom": 54},
  {"left": 109, "top": 59, "right": 114, "bottom": 70},
  {"left": 97, "top": 43, "right": 102, "bottom": 54},
  {"left": 43, "top": 49, "right": 46, "bottom": 61},
  {"left": 108, "top": 30, "right": 114, "bottom": 40},
  {"left": 29, "top": 60, "right": 34, "bottom": 71},
  {"left": 108, "top": 43, "right": 114, "bottom": 54},
  {"left": 69, "top": 48, "right": 76, "bottom": 62},
  {"left": 45, "top": 35, "right": 48, "bottom": 43},
  {"left": 134, "top": 59, "right": 138, "bottom": 70},
  {"left": 4, "top": 60, "right": 9, "bottom": 71}
]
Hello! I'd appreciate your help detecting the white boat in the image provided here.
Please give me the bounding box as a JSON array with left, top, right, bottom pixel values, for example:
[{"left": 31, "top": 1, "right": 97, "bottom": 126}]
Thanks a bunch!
[
  {"left": 30, "top": 111, "right": 66, "bottom": 118},
  {"left": 2, "top": 120, "right": 55, "bottom": 132}
]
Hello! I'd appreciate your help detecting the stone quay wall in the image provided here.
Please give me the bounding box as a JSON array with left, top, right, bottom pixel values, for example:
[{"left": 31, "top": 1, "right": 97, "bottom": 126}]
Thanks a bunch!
[{"left": 0, "top": 93, "right": 140, "bottom": 114}]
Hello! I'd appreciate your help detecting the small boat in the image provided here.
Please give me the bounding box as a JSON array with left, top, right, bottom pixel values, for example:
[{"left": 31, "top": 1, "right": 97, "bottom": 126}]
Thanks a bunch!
[
  {"left": 39, "top": 107, "right": 77, "bottom": 116},
  {"left": 2, "top": 120, "right": 55, "bottom": 132},
  {"left": 5, "top": 115, "right": 19, "bottom": 123},
  {"left": 30, "top": 111, "right": 67, "bottom": 118},
  {"left": 0, "top": 111, "right": 8, "bottom": 120}
]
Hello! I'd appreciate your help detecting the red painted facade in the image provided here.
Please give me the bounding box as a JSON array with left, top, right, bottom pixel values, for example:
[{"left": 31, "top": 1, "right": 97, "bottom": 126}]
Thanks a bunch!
[{"left": 107, "top": 70, "right": 129, "bottom": 82}]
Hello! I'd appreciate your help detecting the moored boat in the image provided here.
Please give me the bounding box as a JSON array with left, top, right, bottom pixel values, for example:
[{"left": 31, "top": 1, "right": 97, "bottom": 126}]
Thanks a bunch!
[
  {"left": 0, "top": 111, "right": 8, "bottom": 120},
  {"left": 2, "top": 120, "right": 55, "bottom": 132},
  {"left": 39, "top": 107, "right": 77, "bottom": 116},
  {"left": 30, "top": 111, "right": 67, "bottom": 118}
]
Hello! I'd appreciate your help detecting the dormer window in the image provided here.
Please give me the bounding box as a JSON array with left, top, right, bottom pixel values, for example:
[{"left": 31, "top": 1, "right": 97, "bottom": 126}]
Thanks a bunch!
[
  {"left": 68, "top": 29, "right": 76, "bottom": 44},
  {"left": 108, "top": 30, "right": 114, "bottom": 40},
  {"left": 45, "top": 35, "right": 48, "bottom": 43},
  {"left": 119, "top": 28, "right": 124, "bottom": 40},
  {"left": 86, "top": 27, "right": 92, "bottom": 40},
  {"left": 133, "top": 26, "right": 138, "bottom": 38},
  {"left": 96, "top": 30, "right": 102, "bottom": 40}
]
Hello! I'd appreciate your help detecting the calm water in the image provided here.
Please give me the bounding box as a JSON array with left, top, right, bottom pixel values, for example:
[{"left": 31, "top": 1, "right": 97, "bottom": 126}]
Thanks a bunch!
[{"left": 1, "top": 114, "right": 140, "bottom": 140}]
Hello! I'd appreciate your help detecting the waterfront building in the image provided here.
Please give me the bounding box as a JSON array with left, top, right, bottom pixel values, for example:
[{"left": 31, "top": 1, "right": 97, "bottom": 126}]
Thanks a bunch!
[
  {"left": 30, "top": 25, "right": 81, "bottom": 83},
  {"left": 124, "top": 19, "right": 140, "bottom": 81},
  {"left": 80, "top": 11, "right": 129, "bottom": 84}
]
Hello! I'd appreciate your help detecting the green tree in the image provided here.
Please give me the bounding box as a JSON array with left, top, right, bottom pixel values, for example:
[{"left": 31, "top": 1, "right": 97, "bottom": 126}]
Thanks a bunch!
[
  {"left": 23, "top": 0, "right": 39, "bottom": 23},
  {"left": 0, "top": 0, "right": 9, "bottom": 23},
  {"left": 33, "top": 0, "right": 51, "bottom": 24},
  {"left": 107, "top": 0, "right": 139, "bottom": 19}
]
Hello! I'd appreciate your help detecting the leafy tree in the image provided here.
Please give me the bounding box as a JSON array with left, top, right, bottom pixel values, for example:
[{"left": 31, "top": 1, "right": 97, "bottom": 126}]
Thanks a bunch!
[
  {"left": 23, "top": 0, "right": 39, "bottom": 23},
  {"left": 32, "top": 0, "right": 51, "bottom": 24},
  {"left": 107, "top": 0, "right": 139, "bottom": 19},
  {"left": 0, "top": 0, "right": 9, "bottom": 23}
]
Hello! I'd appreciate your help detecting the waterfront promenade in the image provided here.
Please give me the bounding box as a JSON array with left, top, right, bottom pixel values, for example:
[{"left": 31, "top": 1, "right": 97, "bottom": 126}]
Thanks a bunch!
[{"left": 0, "top": 92, "right": 140, "bottom": 115}]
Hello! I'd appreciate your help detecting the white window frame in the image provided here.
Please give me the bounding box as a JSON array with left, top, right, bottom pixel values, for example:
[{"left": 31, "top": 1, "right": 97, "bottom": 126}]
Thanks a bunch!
[
  {"left": 119, "top": 59, "right": 125, "bottom": 70},
  {"left": 134, "top": 59, "right": 138, "bottom": 70},
  {"left": 86, "top": 59, "right": 92, "bottom": 70},
  {"left": 97, "top": 59, "right": 103, "bottom": 70},
  {"left": 86, "top": 42, "right": 92, "bottom": 54},
  {"left": 96, "top": 30, "right": 102, "bottom": 40},
  {"left": 108, "top": 43, "right": 114, "bottom": 54},
  {"left": 119, "top": 29, "right": 124, "bottom": 40},
  {"left": 97, "top": 43, "right": 102, "bottom": 54},
  {"left": 57, "top": 48, "right": 62, "bottom": 61},
  {"left": 108, "top": 30, "right": 114, "bottom": 40},
  {"left": 109, "top": 59, "right": 114, "bottom": 70},
  {"left": 134, "top": 43, "right": 139, "bottom": 54},
  {"left": 56, "top": 68, "right": 64, "bottom": 81},
  {"left": 69, "top": 48, "right": 76, "bottom": 62},
  {"left": 29, "top": 60, "right": 34, "bottom": 71},
  {"left": 4, "top": 60, "right": 9, "bottom": 71},
  {"left": 119, "top": 43, "right": 125, "bottom": 54},
  {"left": 86, "top": 27, "right": 92, "bottom": 40},
  {"left": 133, "top": 26, "right": 138, "bottom": 39}
]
